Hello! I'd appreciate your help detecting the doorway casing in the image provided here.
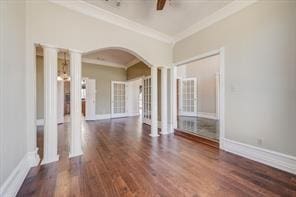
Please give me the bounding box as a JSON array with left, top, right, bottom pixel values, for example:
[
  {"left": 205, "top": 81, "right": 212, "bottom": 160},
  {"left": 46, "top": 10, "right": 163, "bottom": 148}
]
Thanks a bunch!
[{"left": 171, "top": 47, "right": 225, "bottom": 147}]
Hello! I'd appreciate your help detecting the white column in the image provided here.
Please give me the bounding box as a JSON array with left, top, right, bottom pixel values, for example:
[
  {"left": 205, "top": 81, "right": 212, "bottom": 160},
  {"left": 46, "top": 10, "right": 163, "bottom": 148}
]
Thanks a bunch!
[
  {"left": 69, "top": 50, "right": 83, "bottom": 157},
  {"left": 150, "top": 67, "right": 159, "bottom": 137},
  {"left": 42, "top": 46, "right": 59, "bottom": 164},
  {"left": 172, "top": 66, "right": 177, "bottom": 130},
  {"left": 160, "top": 67, "right": 168, "bottom": 134}
]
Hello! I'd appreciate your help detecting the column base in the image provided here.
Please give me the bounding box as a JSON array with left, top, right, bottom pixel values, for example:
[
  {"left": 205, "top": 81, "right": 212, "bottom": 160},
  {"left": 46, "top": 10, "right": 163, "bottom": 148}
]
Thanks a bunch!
[
  {"left": 160, "top": 124, "right": 168, "bottom": 135},
  {"left": 69, "top": 150, "right": 83, "bottom": 158},
  {"left": 149, "top": 133, "right": 160, "bottom": 137},
  {"left": 160, "top": 131, "right": 170, "bottom": 135},
  {"left": 27, "top": 148, "right": 40, "bottom": 167},
  {"left": 41, "top": 155, "right": 59, "bottom": 165}
]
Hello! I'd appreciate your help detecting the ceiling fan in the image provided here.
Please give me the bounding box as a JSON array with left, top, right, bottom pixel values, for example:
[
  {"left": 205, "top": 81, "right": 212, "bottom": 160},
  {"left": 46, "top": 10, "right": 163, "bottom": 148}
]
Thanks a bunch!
[{"left": 156, "top": 0, "right": 166, "bottom": 10}]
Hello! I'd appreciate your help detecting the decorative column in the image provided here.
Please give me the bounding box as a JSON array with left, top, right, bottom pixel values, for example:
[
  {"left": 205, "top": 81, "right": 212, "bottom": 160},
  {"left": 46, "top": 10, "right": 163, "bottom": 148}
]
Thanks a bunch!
[
  {"left": 160, "top": 67, "right": 168, "bottom": 134},
  {"left": 42, "top": 46, "right": 59, "bottom": 164},
  {"left": 150, "top": 67, "right": 159, "bottom": 137},
  {"left": 69, "top": 50, "right": 83, "bottom": 157},
  {"left": 172, "top": 66, "right": 177, "bottom": 130}
]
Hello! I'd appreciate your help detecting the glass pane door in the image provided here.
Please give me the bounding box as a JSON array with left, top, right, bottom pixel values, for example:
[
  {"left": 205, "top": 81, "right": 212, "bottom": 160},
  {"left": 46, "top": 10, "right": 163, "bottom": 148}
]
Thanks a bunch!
[
  {"left": 143, "top": 76, "right": 151, "bottom": 125},
  {"left": 179, "top": 78, "right": 197, "bottom": 116},
  {"left": 111, "top": 81, "right": 127, "bottom": 118}
]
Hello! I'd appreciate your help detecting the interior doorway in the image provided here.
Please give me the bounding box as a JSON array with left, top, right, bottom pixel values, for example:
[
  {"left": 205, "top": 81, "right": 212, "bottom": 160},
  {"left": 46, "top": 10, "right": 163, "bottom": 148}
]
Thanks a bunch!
[
  {"left": 83, "top": 78, "right": 96, "bottom": 120},
  {"left": 111, "top": 81, "right": 128, "bottom": 118},
  {"left": 173, "top": 49, "right": 224, "bottom": 144}
]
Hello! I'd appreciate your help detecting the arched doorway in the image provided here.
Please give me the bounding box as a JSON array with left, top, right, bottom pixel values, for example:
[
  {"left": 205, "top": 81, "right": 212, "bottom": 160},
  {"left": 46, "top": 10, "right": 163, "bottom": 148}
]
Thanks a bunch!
[
  {"left": 35, "top": 45, "right": 169, "bottom": 164},
  {"left": 82, "top": 47, "right": 158, "bottom": 133}
]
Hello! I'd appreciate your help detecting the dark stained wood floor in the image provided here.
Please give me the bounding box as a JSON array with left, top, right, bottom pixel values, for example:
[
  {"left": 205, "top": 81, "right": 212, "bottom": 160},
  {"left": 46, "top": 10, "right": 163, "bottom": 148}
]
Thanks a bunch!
[{"left": 18, "top": 117, "right": 296, "bottom": 196}]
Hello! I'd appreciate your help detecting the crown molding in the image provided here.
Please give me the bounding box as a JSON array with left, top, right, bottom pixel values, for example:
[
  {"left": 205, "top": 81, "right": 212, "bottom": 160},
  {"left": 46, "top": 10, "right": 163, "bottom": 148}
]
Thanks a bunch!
[
  {"left": 48, "top": 0, "right": 174, "bottom": 44},
  {"left": 48, "top": 0, "right": 256, "bottom": 45},
  {"left": 173, "top": 0, "right": 257, "bottom": 43},
  {"left": 126, "top": 58, "right": 140, "bottom": 69},
  {"left": 82, "top": 58, "right": 126, "bottom": 69}
]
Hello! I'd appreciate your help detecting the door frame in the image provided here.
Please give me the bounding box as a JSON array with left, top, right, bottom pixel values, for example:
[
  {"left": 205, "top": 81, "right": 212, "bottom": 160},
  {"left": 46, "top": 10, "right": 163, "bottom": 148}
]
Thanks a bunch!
[
  {"left": 84, "top": 78, "right": 96, "bottom": 120},
  {"left": 126, "top": 77, "right": 143, "bottom": 117},
  {"left": 57, "top": 80, "right": 64, "bottom": 124},
  {"left": 172, "top": 47, "right": 225, "bottom": 147}
]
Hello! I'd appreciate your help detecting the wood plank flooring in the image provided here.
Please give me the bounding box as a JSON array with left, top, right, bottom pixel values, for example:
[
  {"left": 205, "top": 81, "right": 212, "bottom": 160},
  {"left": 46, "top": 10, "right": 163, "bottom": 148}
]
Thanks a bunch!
[{"left": 17, "top": 117, "right": 296, "bottom": 196}]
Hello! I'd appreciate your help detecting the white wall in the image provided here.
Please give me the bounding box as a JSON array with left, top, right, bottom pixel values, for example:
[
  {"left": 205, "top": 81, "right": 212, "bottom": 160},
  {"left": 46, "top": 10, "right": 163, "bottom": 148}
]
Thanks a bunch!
[
  {"left": 174, "top": 1, "right": 296, "bottom": 157},
  {"left": 0, "top": 0, "right": 27, "bottom": 186},
  {"left": 82, "top": 63, "right": 127, "bottom": 115}
]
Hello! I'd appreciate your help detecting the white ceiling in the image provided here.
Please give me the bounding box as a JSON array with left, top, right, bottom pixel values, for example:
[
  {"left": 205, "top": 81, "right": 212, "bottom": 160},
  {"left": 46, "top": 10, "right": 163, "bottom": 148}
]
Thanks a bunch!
[{"left": 84, "top": 0, "right": 233, "bottom": 37}]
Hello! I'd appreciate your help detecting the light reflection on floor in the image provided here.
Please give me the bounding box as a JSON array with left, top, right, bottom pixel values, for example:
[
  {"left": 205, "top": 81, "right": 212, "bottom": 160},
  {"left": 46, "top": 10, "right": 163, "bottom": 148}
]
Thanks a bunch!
[{"left": 177, "top": 116, "right": 219, "bottom": 141}]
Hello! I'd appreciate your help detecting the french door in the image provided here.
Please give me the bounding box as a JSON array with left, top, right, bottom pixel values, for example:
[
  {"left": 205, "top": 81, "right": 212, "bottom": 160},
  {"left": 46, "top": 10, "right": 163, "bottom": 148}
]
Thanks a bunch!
[
  {"left": 142, "top": 76, "right": 151, "bottom": 125},
  {"left": 111, "top": 81, "right": 127, "bottom": 118},
  {"left": 179, "top": 78, "right": 198, "bottom": 116}
]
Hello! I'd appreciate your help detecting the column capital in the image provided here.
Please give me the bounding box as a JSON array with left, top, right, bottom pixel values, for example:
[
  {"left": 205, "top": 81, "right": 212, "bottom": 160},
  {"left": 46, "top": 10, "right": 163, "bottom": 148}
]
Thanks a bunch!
[
  {"left": 69, "top": 48, "right": 83, "bottom": 54},
  {"left": 160, "top": 66, "right": 171, "bottom": 70},
  {"left": 40, "top": 43, "right": 59, "bottom": 51}
]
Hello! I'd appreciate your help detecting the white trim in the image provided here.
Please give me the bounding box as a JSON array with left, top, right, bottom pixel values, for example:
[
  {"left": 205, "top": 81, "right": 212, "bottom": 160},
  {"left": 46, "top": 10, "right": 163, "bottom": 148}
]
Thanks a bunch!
[
  {"left": 215, "top": 73, "right": 220, "bottom": 119},
  {"left": 173, "top": 0, "right": 257, "bottom": 42},
  {"left": 48, "top": 0, "right": 256, "bottom": 44},
  {"left": 128, "top": 112, "right": 140, "bottom": 117},
  {"left": 197, "top": 112, "right": 218, "bottom": 120},
  {"left": 126, "top": 58, "right": 140, "bottom": 69},
  {"left": 84, "top": 78, "right": 97, "bottom": 121},
  {"left": 150, "top": 67, "right": 159, "bottom": 137},
  {"left": 49, "top": 0, "right": 174, "bottom": 43},
  {"left": 82, "top": 58, "right": 126, "bottom": 69},
  {"left": 36, "top": 119, "right": 44, "bottom": 126},
  {"left": 221, "top": 138, "right": 296, "bottom": 175},
  {"left": 0, "top": 150, "right": 40, "bottom": 197},
  {"left": 172, "top": 47, "right": 225, "bottom": 143},
  {"left": 111, "top": 113, "right": 128, "bottom": 118},
  {"left": 95, "top": 114, "right": 111, "bottom": 120},
  {"left": 160, "top": 67, "right": 168, "bottom": 135},
  {"left": 174, "top": 49, "right": 220, "bottom": 67}
]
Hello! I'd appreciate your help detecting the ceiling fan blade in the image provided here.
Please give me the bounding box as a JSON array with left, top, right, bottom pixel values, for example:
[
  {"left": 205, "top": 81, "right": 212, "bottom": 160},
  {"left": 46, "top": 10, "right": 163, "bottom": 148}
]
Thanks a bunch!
[{"left": 157, "top": 0, "right": 166, "bottom": 10}]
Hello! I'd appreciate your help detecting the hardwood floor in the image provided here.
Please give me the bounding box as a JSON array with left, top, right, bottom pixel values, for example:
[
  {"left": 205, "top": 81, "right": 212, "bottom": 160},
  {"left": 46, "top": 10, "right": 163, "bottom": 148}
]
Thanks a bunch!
[{"left": 18, "top": 117, "right": 296, "bottom": 196}]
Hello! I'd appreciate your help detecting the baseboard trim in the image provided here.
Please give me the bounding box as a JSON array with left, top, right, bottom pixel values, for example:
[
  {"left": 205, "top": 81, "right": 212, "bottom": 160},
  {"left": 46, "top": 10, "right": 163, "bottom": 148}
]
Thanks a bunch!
[
  {"left": 0, "top": 149, "right": 40, "bottom": 197},
  {"left": 95, "top": 114, "right": 111, "bottom": 120},
  {"left": 69, "top": 151, "right": 83, "bottom": 158},
  {"left": 41, "top": 155, "right": 60, "bottom": 165},
  {"left": 197, "top": 112, "right": 218, "bottom": 120},
  {"left": 128, "top": 112, "right": 140, "bottom": 117},
  {"left": 220, "top": 138, "right": 296, "bottom": 175}
]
